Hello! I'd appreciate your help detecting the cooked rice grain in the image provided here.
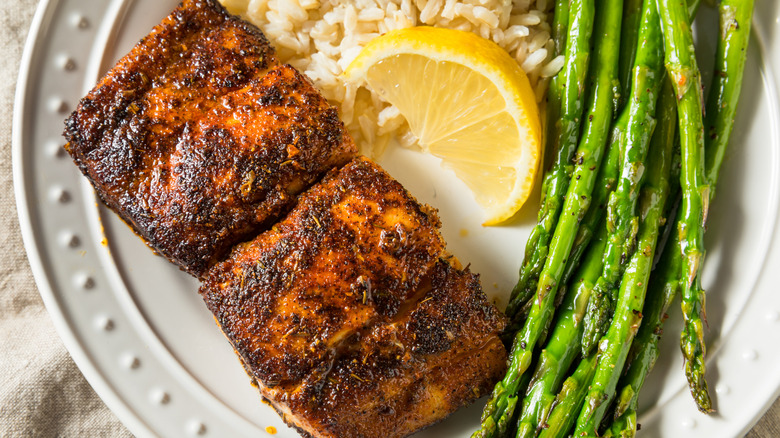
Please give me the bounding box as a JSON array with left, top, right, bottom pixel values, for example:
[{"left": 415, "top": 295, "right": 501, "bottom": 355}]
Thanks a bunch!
[{"left": 221, "top": 0, "right": 561, "bottom": 157}]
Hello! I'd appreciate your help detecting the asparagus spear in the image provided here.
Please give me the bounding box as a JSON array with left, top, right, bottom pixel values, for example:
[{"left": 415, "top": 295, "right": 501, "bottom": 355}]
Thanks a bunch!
[
  {"left": 573, "top": 73, "right": 678, "bottom": 437},
  {"left": 507, "top": 0, "right": 637, "bottom": 337},
  {"left": 608, "top": 0, "right": 754, "bottom": 422},
  {"left": 505, "top": 0, "right": 591, "bottom": 321},
  {"left": 535, "top": 0, "right": 645, "bottom": 304},
  {"left": 561, "top": 146, "right": 620, "bottom": 286},
  {"left": 555, "top": 0, "right": 649, "bottom": 293},
  {"left": 543, "top": 0, "right": 570, "bottom": 169},
  {"left": 515, "top": 2, "right": 668, "bottom": 429},
  {"left": 704, "top": 0, "right": 753, "bottom": 186},
  {"left": 534, "top": 82, "right": 673, "bottom": 437},
  {"left": 536, "top": 353, "right": 599, "bottom": 438},
  {"left": 603, "top": 408, "right": 638, "bottom": 438},
  {"left": 657, "top": 0, "right": 712, "bottom": 413},
  {"left": 558, "top": 0, "right": 646, "bottom": 291},
  {"left": 474, "top": 1, "right": 623, "bottom": 435},
  {"left": 502, "top": 0, "right": 572, "bottom": 336},
  {"left": 513, "top": 11, "right": 646, "bottom": 427},
  {"left": 504, "top": 130, "right": 622, "bottom": 339},
  {"left": 677, "top": 0, "right": 755, "bottom": 413},
  {"left": 580, "top": 0, "right": 669, "bottom": 356},
  {"left": 603, "top": 128, "right": 681, "bottom": 438},
  {"left": 514, "top": 219, "right": 608, "bottom": 438},
  {"left": 617, "top": 0, "right": 646, "bottom": 111},
  {"left": 604, "top": 219, "right": 678, "bottom": 438}
]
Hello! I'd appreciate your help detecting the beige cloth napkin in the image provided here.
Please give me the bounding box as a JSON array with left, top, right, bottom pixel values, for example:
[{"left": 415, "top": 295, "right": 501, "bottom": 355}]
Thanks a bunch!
[{"left": 0, "top": 1, "right": 777, "bottom": 437}]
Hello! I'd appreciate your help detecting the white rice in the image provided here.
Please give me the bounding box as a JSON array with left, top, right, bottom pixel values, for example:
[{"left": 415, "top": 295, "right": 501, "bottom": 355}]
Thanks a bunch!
[{"left": 220, "top": 0, "right": 563, "bottom": 157}]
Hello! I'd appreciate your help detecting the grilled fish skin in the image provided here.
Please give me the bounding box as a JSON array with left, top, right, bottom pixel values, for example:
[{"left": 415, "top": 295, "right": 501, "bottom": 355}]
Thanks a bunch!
[
  {"left": 64, "top": 0, "right": 356, "bottom": 277},
  {"left": 201, "top": 157, "right": 508, "bottom": 438}
]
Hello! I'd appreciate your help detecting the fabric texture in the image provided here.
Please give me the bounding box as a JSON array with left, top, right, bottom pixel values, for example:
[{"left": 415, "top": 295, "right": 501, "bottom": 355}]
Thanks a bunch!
[{"left": 0, "top": 1, "right": 777, "bottom": 438}]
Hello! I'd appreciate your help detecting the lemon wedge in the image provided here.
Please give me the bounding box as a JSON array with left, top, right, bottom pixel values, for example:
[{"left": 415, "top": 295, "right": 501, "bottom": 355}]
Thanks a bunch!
[{"left": 343, "top": 26, "right": 541, "bottom": 225}]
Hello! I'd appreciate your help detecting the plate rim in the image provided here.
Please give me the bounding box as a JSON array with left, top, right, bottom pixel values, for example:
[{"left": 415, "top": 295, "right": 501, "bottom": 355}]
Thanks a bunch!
[
  {"left": 12, "top": 1, "right": 780, "bottom": 437},
  {"left": 12, "top": 0, "right": 157, "bottom": 436}
]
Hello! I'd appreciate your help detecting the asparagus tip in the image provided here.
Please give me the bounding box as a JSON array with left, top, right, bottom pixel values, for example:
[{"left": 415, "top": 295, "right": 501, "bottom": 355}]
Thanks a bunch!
[{"left": 682, "top": 336, "right": 714, "bottom": 413}]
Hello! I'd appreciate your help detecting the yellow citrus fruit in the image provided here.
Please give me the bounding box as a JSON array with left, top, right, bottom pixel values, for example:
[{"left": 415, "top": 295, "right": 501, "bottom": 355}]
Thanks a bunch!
[{"left": 343, "top": 26, "right": 541, "bottom": 225}]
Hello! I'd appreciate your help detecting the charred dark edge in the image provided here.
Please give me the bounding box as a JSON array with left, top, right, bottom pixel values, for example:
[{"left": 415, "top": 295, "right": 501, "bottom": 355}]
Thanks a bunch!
[{"left": 62, "top": 0, "right": 354, "bottom": 278}]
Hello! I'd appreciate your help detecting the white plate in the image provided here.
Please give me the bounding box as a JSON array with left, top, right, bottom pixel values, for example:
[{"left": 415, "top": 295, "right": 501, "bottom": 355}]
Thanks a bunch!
[{"left": 13, "top": 0, "right": 780, "bottom": 436}]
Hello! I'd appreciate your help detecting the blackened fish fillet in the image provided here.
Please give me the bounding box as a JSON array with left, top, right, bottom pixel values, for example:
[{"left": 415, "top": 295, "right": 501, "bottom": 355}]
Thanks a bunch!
[
  {"left": 201, "top": 157, "right": 507, "bottom": 438},
  {"left": 63, "top": 1, "right": 508, "bottom": 435},
  {"left": 64, "top": 0, "right": 356, "bottom": 277}
]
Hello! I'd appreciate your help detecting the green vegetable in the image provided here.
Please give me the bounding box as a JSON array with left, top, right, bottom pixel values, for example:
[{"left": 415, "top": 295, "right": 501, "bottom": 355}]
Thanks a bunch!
[
  {"left": 474, "top": 0, "right": 623, "bottom": 434},
  {"left": 514, "top": 220, "right": 608, "bottom": 438},
  {"left": 580, "top": 0, "right": 668, "bottom": 355},
  {"left": 603, "top": 111, "right": 681, "bottom": 438},
  {"left": 617, "top": 0, "right": 645, "bottom": 110},
  {"left": 504, "top": 130, "right": 621, "bottom": 338},
  {"left": 504, "top": 0, "right": 590, "bottom": 322},
  {"left": 573, "top": 74, "right": 678, "bottom": 436},
  {"left": 657, "top": 0, "right": 711, "bottom": 413},
  {"left": 536, "top": 353, "right": 599, "bottom": 438},
  {"left": 512, "top": 0, "right": 653, "bottom": 426},
  {"left": 609, "top": 0, "right": 754, "bottom": 422}
]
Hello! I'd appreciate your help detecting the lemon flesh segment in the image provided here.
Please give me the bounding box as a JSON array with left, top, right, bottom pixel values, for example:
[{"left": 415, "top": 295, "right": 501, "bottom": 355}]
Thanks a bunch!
[{"left": 344, "top": 27, "right": 541, "bottom": 225}]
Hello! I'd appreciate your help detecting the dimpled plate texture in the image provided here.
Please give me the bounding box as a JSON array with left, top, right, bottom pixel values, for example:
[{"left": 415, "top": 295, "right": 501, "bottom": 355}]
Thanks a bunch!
[{"left": 13, "top": 0, "right": 780, "bottom": 436}]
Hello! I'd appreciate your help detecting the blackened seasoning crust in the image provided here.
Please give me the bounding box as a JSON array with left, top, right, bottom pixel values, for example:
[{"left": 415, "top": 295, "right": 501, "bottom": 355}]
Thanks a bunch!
[
  {"left": 63, "top": 0, "right": 356, "bottom": 277},
  {"left": 64, "top": 1, "right": 507, "bottom": 436},
  {"left": 201, "top": 158, "right": 508, "bottom": 438}
]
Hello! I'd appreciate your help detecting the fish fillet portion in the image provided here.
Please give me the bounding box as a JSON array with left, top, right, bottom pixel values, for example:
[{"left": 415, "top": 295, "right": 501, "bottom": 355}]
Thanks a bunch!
[
  {"left": 201, "top": 157, "right": 507, "bottom": 437},
  {"left": 62, "top": 0, "right": 508, "bottom": 435},
  {"left": 63, "top": 0, "right": 356, "bottom": 277}
]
